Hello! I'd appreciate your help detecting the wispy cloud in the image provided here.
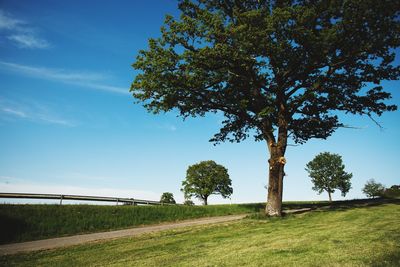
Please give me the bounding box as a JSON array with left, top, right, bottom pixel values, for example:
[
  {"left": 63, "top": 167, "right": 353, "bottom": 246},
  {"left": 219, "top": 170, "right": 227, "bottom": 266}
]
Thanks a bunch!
[
  {"left": 1, "top": 106, "right": 27, "bottom": 118},
  {"left": 0, "top": 61, "right": 129, "bottom": 95},
  {"left": 0, "top": 10, "right": 23, "bottom": 30},
  {"left": 36, "top": 114, "right": 75, "bottom": 127},
  {"left": 0, "top": 61, "right": 105, "bottom": 81},
  {"left": 0, "top": 97, "right": 76, "bottom": 127},
  {"left": 166, "top": 124, "right": 177, "bottom": 131},
  {"left": 7, "top": 34, "right": 50, "bottom": 49},
  {"left": 155, "top": 123, "right": 177, "bottom": 132},
  {"left": 0, "top": 9, "right": 50, "bottom": 49}
]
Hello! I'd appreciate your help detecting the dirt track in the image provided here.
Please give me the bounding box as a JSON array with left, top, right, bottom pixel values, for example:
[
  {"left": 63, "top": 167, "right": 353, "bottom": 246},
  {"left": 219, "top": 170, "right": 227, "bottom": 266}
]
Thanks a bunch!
[{"left": 0, "top": 214, "right": 246, "bottom": 256}]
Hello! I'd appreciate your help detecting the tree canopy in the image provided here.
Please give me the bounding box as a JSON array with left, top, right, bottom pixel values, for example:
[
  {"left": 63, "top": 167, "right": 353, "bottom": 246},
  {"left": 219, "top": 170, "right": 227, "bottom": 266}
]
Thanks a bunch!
[
  {"left": 183, "top": 199, "right": 195, "bottom": 206},
  {"left": 306, "top": 152, "right": 352, "bottom": 202},
  {"left": 362, "top": 179, "right": 385, "bottom": 198},
  {"left": 131, "top": 0, "right": 399, "bottom": 145},
  {"left": 181, "top": 160, "right": 232, "bottom": 205},
  {"left": 160, "top": 192, "right": 176, "bottom": 204},
  {"left": 131, "top": 0, "right": 399, "bottom": 216}
]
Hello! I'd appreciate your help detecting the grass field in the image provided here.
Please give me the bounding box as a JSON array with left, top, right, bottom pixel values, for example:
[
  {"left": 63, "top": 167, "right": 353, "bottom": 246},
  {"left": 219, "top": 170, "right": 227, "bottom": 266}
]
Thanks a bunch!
[
  {"left": 0, "top": 199, "right": 384, "bottom": 244},
  {"left": 0, "top": 202, "right": 264, "bottom": 244},
  {"left": 1, "top": 200, "right": 399, "bottom": 266}
]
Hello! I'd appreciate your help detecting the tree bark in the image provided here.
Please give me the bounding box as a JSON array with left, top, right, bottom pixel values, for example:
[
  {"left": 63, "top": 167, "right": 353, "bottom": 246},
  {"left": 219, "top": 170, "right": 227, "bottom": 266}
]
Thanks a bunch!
[
  {"left": 265, "top": 133, "right": 287, "bottom": 216},
  {"left": 264, "top": 89, "right": 288, "bottom": 217},
  {"left": 266, "top": 145, "right": 285, "bottom": 216},
  {"left": 328, "top": 191, "right": 332, "bottom": 203}
]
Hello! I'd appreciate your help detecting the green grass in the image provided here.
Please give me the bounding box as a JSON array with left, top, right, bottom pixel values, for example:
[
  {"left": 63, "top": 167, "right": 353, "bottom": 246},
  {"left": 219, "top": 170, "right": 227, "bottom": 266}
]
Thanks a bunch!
[
  {"left": 1, "top": 200, "right": 399, "bottom": 266},
  {"left": 0, "top": 199, "right": 386, "bottom": 244},
  {"left": 0, "top": 203, "right": 264, "bottom": 244}
]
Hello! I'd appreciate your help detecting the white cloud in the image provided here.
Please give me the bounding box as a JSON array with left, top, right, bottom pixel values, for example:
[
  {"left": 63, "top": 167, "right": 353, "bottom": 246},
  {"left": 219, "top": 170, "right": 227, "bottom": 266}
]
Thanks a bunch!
[
  {"left": 0, "top": 9, "right": 50, "bottom": 49},
  {"left": 1, "top": 106, "right": 27, "bottom": 118},
  {"left": 0, "top": 97, "right": 76, "bottom": 127},
  {"left": 84, "top": 84, "right": 130, "bottom": 95},
  {"left": 0, "top": 10, "right": 24, "bottom": 30},
  {"left": 36, "top": 114, "right": 75, "bottom": 127},
  {"left": 156, "top": 123, "right": 177, "bottom": 132},
  {"left": 0, "top": 61, "right": 104, "bottom": 81},
  {"left": 0, "top": 61, "right": 129, "bottom": 95},
  {"left": 166, "top": 124, "right": 177, "bottom": 131},
  {"left": 7, "top": 34, "right": 50, "bottom": 49}
]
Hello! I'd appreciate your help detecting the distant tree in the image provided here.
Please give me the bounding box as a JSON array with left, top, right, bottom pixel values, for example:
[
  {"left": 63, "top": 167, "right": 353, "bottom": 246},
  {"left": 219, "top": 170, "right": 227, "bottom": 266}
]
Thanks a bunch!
[
  {"left": 183, "top": 199, "right": 195, "bottom": 206},
  {"left": 131, "top": 0, "right": 400, "bottom": 216},
  {"left": 362, "top": 179, "right": 385, "bottom": 198},
  {"left": 306, "top": 152, "right": 352, "bottom": 202},
  {"left": 383, "top": 185, "right": 400, "bottom": 199},
  {"left": 160, "top": 192, "right": 176, "bottom": 204},
  {"left": 181, "top": 160, "right": 232, "bottom": 205}
]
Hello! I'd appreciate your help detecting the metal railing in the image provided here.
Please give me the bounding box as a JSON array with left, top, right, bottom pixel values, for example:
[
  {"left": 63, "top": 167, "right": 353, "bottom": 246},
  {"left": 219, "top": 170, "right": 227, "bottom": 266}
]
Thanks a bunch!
[{"left": 0, "top": 192, "right": 167, "bottom": 205}]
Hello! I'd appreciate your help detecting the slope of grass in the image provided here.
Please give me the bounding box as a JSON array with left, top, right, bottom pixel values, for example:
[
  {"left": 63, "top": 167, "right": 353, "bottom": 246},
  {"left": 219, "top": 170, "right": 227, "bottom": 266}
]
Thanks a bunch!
[
  {"left": 1, "top": 201, "right": 399, "bottom": 266},
  {"left": 0, "top": 203, "right": 263, "bottom": 244}
]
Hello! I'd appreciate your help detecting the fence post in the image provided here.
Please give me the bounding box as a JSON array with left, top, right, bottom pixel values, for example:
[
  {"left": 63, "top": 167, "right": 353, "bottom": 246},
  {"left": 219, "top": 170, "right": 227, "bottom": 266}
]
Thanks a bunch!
[{"left": 60, "top": 195, "right": 63, "bottom": 205}]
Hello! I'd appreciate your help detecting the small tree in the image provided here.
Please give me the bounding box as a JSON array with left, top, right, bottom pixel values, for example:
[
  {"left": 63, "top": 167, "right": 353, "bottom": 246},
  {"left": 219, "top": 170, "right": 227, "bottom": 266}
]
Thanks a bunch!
[
  {"left": 160, "top": 192, "right": 176, "bottom": 204},
  {"left": 183, "top": 199, "right": 195, "bottom": 206},
  {"left": 362, "top": 179, "right": 385, "bottom": 198},
  {"left": 306, "top": 152, "right": 352, "bottom": 202},
  {"left": 181, "top": 160, "right": 232, "bottom": 205}
]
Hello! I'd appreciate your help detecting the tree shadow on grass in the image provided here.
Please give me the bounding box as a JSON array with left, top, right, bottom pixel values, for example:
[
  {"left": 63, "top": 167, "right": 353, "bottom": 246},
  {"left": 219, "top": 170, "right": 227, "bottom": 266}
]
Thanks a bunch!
[
  {"left": 247, "top": 198, "right": 400, "bottom": 221},
  {"left": 284, "top": 198, "right": 400, "bottom": 214},
  {"left": 366, "top": 248, "right": 400, "bottom": 267},
  {"left": 0, "top": 215, "right": 27, "bottom": 244}
]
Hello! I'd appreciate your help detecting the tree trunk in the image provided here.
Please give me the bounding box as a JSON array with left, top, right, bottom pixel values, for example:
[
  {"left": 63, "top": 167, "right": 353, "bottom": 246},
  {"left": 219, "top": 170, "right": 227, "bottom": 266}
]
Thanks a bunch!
[
  {"left": 203, "top": 196, "right": 208, "bottom": 205},
  {"left": 263, "top": 95, "right": 288, "bottom": 217},
  {"left": 328, "top": 191, "right": 332, "bottom": 203},
  {"left": 266, "top": 146, "right": 285, "bottom": 216}
]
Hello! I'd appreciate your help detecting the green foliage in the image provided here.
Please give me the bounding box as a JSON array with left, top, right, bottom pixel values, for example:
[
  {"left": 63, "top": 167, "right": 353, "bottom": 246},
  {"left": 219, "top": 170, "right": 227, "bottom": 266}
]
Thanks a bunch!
[
  {"left": 131, "top": 0, "right": 399, "bottom": 145},
  {"left": 181, "top": 160, "right": 233, "bottom": 205},
  {"left": 0, "top": 203, "right": 262, "bottom": 244},
  {"left": 160, "top": 192, "right": 176, "bottom": 204},
  {"left": 362, "top": 179, "right": 385, "bottom": 198},
  {"left": 3, "top": 201, "right": 400, "bottom": 266},
  {"left": 383, "top": 185, "right": 400, "bottom": 199},
  {"left": 183, "top": 199, "right": 195, "bottom": 206},
  {"left": 306, "top": 152, "right": 352, "bottom": 201}
]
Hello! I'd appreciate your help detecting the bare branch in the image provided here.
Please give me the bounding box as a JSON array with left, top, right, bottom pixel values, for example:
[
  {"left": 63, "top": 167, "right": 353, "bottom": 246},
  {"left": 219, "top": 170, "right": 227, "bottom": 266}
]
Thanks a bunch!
[{"left": 367, "top": 114, "right": 384, "bottom": 130}]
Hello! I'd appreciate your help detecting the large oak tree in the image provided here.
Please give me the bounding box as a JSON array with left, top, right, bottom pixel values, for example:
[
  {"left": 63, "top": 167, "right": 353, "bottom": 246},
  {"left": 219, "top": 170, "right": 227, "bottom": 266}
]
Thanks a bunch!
[{"left": 131, "top": 0, "right": 400, "bottom": 216}]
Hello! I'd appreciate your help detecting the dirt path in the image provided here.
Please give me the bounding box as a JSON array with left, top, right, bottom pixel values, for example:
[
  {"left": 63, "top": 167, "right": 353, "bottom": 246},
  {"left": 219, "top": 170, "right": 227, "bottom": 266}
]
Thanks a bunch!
[{"left": 0, "top": 214, "right": 247, "bottom": 256}]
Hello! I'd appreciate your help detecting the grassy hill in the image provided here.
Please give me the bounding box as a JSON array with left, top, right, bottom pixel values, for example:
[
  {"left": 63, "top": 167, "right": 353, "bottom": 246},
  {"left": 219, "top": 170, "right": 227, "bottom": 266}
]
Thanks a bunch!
[
  {"left": 0, "top": 199, "right": 396, "bottom": 244},
  {"left": 0, "top": 202, "right": 264, "bottom": 244},
  {"left": 0, "top": 199, "right": 344, "bottom": 244},
  {"left": 1, "top": 199, "right": 399, "bottom": 266}
]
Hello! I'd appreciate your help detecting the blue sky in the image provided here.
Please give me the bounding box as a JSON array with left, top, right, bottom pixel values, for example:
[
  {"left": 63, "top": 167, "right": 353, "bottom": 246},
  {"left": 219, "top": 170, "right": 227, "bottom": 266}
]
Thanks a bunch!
[{"left": 0, "top": 0, "right": 399, "bottom": 205}]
